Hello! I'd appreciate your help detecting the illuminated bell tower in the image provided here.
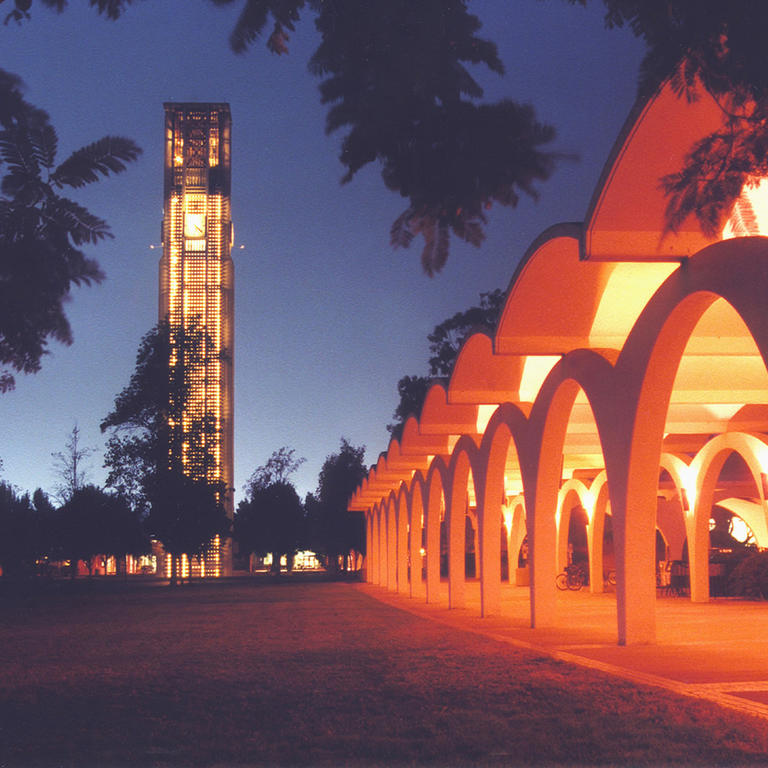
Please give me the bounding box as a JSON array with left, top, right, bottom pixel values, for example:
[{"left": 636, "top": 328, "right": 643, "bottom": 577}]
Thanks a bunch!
[{"left": 159, "top": 103, "right": 234, "bottom": 577}]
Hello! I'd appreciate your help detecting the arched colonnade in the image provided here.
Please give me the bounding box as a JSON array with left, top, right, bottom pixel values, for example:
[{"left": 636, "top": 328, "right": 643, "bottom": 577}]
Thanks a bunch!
[{"left": 351, "top": 80, "right": 768, "bottom": 645}]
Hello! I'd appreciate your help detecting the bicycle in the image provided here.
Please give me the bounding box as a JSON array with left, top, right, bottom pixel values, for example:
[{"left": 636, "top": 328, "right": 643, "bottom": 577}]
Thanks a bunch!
[{"left": 556, "top": 563, "right": 586, "bottom": 591}]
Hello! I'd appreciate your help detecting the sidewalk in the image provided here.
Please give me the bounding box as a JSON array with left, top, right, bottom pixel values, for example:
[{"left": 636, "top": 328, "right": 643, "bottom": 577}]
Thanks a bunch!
[{"left": 359, "top": 580, "right": 768, "bottom": 721}]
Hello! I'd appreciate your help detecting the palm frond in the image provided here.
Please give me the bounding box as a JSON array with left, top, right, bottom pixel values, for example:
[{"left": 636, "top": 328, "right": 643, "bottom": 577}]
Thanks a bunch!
[
  {"left": 228, "top": 0, "right": 271, "bottom": 54},
  {"left": 390, "top": 207, "right": 416, "bottom": 249},
  {"left": 44, "top": 196, "right": 112, "bottom": 244},
  {"left": 418, "top": 218, "right": 450, "bottom": 277},
  {"left": 30, "top": 121, "right": 57, "bottom": 170},
  {"left": 51, "top": 135, "right": 141, "bottom": 189},
  {"left": 0, "top": 126, "right": 41, "bottom": 196},
  {"left": 88, "top": 0, "right": 135, "bottom": 20},
  {"left": 40, "top": 0, "right": 68, "bottom": 11},
  {"left": 0, "top": 370, "right": 14, "bottom": 393},
  {"left": 0, "top": 68, "right": 28, "bottom": 128}
]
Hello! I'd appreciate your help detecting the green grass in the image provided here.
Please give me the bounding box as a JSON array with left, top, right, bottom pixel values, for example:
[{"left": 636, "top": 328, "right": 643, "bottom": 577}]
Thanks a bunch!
[{"left": 1, "top": 578, "right": 767, "bottom": 766}]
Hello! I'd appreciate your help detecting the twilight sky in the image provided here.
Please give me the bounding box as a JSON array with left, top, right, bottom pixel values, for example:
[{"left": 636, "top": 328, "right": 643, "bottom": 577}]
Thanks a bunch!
[{"left": 0, "top": 0, "right": 645, "bottom": 503}]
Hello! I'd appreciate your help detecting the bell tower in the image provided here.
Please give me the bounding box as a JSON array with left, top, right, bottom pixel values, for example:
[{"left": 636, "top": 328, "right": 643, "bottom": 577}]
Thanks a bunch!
[{"left": 159, "top": 102, "right": 234, "bottom": 577}]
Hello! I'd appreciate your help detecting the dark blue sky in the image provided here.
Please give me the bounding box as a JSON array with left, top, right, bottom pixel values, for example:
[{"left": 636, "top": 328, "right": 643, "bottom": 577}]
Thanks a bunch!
[{"left": 0, "top": 0, "right": 645, "bottom": 501}]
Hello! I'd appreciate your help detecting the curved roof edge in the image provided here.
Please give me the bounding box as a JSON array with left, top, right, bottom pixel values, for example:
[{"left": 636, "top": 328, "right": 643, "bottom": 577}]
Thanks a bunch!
[{"left": 504, "top": 221, "right": 583, "bottom": 299}]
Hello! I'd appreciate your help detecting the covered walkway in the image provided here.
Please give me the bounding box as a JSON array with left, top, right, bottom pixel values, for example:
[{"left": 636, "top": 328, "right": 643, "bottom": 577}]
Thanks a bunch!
[
  {"left": 350, "top": 76, "right": 768, "bottom": 646},
  {"left": 362, "top": 581, "right": 768, "bottom": 721}
]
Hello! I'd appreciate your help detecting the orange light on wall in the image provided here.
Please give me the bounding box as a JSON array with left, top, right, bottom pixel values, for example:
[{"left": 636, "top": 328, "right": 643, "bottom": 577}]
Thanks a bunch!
[{"left": 723, "top": 177, "right": 768, "bottom": 239}]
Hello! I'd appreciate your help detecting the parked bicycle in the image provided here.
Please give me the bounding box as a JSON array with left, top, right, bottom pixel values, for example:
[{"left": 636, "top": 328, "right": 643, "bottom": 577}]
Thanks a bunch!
[{"left": 556, "top": 563, "right": 586, "bottom": 591}]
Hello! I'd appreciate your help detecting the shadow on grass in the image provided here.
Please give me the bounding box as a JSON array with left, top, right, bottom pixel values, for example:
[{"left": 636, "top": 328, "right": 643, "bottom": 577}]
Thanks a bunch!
[{"left": 2, "top": 579, "right": 768, "bottom": 767}]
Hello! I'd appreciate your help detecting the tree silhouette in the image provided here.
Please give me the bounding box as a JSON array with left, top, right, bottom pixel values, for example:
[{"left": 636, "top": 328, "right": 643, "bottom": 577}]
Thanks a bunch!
[
  {"left": 235, "top": 480, "right": 305, "bottom": 574},
  {"left": 7, "top": 0, "right": 558, "bottom": 275},
  {"left": 56, "top": 484, "right": 148, "bottom": 577},
  {"left": 388, "top": 289, "right": 506, "bottom": 438},
  {"left": 244, "top": 445, "right": 305, "bottom": 491},
  {"left": 145, "top": 470, "right": 228, "bottom": 581},
  {"left": 308, "top": 438, "right": 367, "bottom": 573},
  {"left": 0, "top": 482, "right": 42, "bottom": 579},
  {"left": 236, "top": 447, "right": 306, "bottom": 573},
  {"left": 102, "top": 320, "right": 230, "bottom": 583},
  {"left": 0, "top": 69, "right": 141, "bottom": 391},
  {"left": 386, "top": 375, "right": 433, "bottom": 442},
  {"left": 50, "top": 424, "right": 94, "bottom": 505},
  {"left": 426, "top": 289, "right": 506, "bottom": 377},
  {"left": 13, "top": 1, "right": 768, "bottom": 260}
]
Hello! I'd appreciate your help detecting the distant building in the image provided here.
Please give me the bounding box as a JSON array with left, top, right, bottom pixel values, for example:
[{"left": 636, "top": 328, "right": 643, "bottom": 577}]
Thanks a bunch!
[{"left": 158, "top": 103, "right": 234, "bottom": 577}]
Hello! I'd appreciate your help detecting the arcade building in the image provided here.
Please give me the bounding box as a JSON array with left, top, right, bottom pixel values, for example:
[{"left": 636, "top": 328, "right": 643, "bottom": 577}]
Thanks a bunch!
[{"left": 350, "top": 79, "right": 768, "bottom": 645}]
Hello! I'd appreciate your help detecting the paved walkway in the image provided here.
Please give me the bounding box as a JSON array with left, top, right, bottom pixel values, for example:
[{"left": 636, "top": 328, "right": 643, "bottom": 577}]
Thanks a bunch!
[{"left": 359, "top": 580, "right": 768, "bottom": 721}]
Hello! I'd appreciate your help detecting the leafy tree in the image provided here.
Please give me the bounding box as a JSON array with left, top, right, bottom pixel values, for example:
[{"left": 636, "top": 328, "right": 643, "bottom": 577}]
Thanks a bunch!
[
  {"left": 388, "top": 289, "right": 506, "bottom": 438},
  {"left": 101, "top": 320, "right": 221, "bottom": 507},
  {"left": 235, "top": 480, "right": 305, "bottom": 574},
  {"left": 7, "top": 0, "right": 558, "bottom": 275},
  {"left": 244, "top": 445, "right": 305, "bottom": 491},
  {"left": 56, "top": 484, "right": 147, "bottom": 576},
  {"left": 31, "top": 487, "right": 57, "bottom": 566},
  {"left": 236, "top": 447, "right": 306, "bottom": 573},
  {"left": 14, "top": 1, "right": 768, "bottom": 267},
  {"left": 387, "top": 375, "right": 432, "bottom": 442},
  {"left": 567, "top": 0, "right": 768, "bottom": 236},
  {"left": 50, "top": 423, "right": 94, "bottom": 505},
  {"left": 101, "top": 322, "right": 176, "bottom": 511},
  {"left": 729, "top": 550, "right": 768, "bottom": 599},
  {"left": 306, "top": 1, "right": 558, "bottom": 275},
  {"left": 144, "top": 470, "right": 228, "bottom": 581},
  {"left": 308, "top": 438, "right": 367, "bottom": 573},
  {"left": 101, "top": 320, "right": 230, "bottom": 583},
  {"left": 0, "top": 482, "right": 43, "bottom": 578},
  {"left": 0, "top": 69, "right": 141, "bottom": 391},
  {"left": 426, "top": 288, "right": 506, "bottom": 377}
]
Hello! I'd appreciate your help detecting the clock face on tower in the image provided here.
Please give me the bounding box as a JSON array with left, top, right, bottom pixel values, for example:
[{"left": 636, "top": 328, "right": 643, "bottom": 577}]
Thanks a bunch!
[{"left": 184, "top": 212, "right": 206, "bottom": 238}]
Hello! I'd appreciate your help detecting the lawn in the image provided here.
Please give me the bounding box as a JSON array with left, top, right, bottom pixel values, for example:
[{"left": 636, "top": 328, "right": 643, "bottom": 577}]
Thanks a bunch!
[{"left": 1, "top": 577, "right": 767, "bottom": 767}]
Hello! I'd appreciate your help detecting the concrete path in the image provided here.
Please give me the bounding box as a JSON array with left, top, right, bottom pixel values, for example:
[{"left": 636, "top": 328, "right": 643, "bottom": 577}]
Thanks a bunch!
[{"left": 359, "top": 580, "right": 768, "bottom": 721}]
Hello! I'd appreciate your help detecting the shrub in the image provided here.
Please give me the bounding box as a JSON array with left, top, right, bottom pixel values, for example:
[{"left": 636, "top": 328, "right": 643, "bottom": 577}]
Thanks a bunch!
[{"left": 728, "top": 551, "right": 768, "bottom": 599}]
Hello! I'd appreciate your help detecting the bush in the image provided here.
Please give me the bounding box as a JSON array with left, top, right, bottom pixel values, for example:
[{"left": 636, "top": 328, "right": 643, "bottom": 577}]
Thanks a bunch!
[{"left": 728, "top": 551, "right": 768, "bottom": 598}]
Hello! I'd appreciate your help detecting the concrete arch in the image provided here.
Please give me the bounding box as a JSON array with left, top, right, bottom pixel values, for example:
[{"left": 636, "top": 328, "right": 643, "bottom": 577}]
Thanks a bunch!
[
  {"left": 385, "top": 491, "right": 397, "bottom": 591},
  {"left": 447, "top": 435, "right": 483, "bottom": 610},
  {"left": 657, "top": 452, "right": 690, "bottom": 563},
  {"left": 374, "top": 503, "right": 385, "bottom": 587},
  {"left": 524, "top": 348, "right": 618, "bottom": 629},
  {"left": 424, "top": 457, "right": 450, "bottom": 604},
  {"left": 610, "top": 237, "right": 768, "bottom": 642},
  {"left": 478, "top": 403, "right": 530, "bottom": 616},
  {"left": 688, "top": 432, "right": 768, "bottom": 602},
  {"left": 363, "top": 507, "right": 376, "bottom": 584},
  {"left": 586, "top": 471, "right": 610, "bottom": 593},
  {"left": 408, "top": 472, "right": 427, "bottom": 599},
  {"left": 450, "top": 332, "right": 525, "bottom": 404},
  {"left": 395, "top": 483, "right": 409, "bottom": 595},
  {"left": 506, "top": 495, "right": 527, "bottom": 582},
  {"left": 557, "top": 479, "right": 592, "bottom": 573}
]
